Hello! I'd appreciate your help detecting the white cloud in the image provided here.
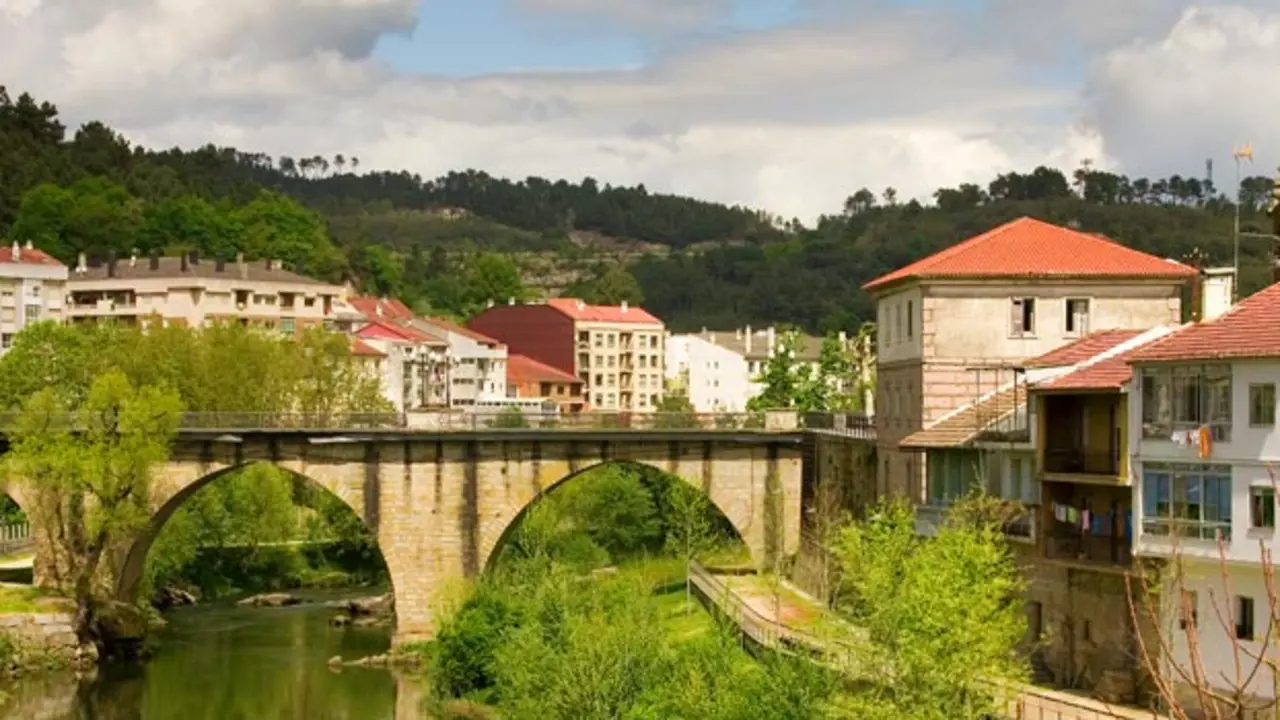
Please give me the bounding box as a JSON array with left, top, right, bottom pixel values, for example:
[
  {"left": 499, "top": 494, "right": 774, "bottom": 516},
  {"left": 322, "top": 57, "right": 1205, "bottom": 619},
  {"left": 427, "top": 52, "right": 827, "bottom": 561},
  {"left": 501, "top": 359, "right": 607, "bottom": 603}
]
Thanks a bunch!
[{"left": 2, "top": 0, "right": 1278, "bottom": 222}]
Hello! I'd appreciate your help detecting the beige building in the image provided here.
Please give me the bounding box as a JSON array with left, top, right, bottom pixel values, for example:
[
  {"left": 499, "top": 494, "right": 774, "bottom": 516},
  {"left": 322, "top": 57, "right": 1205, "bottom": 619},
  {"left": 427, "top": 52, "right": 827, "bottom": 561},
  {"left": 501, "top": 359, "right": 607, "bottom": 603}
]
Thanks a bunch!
[
  {"left": 66, "top": 252, "right": 347, "bottom": 331},
  {"left": 863, "top": 217, "right": 1197, "bottom": 501},
  {"left": 468, "top": 298, "right": 666, "bottom": 412},
  {"left": 0, "top": 241, "right": 69, "bottom": 353}
]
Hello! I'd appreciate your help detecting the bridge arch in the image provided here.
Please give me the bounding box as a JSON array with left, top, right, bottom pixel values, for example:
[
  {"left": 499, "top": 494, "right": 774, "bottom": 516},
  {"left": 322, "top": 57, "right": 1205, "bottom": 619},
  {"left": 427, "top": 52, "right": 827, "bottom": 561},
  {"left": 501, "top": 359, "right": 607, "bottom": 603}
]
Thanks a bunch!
[
  {"left": 482, "top": 459, "right": 751, "bottom": 574},
  {"left": 114, "top": 460, "right": 397, "bottom": 619}
]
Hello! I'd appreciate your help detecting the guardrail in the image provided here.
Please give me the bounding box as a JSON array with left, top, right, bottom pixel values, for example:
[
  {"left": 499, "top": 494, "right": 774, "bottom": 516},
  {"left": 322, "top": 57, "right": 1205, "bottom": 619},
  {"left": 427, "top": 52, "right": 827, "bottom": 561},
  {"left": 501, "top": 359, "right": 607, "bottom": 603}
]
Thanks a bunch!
[
  {"left": 0, "top": 522, "right": 32, "bottom": 556},
  {"left": 0, "top": 410, "right": 877, "bottom": 436}
]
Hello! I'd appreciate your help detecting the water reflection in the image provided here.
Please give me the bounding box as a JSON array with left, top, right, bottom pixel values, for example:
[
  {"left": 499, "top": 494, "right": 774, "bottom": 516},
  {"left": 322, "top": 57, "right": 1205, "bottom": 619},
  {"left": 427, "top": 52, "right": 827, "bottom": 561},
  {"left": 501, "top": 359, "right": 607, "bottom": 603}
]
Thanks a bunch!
[{"left": 0, "top": 590, "right": 426, "bottom": 720}]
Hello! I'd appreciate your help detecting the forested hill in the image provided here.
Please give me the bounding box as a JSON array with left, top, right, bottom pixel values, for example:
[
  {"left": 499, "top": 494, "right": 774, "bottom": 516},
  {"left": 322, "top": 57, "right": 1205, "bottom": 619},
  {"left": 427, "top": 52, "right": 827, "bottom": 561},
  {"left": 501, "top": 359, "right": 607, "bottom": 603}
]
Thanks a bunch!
[{"left": 2, "top": 85, "right": 1276, "bottom": 334}]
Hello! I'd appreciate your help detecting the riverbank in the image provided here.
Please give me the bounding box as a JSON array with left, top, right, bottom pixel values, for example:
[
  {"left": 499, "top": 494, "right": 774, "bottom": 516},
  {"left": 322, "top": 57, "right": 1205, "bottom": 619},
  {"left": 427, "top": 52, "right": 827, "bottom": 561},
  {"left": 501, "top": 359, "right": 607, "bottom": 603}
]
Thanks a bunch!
[{"left": 0, "top": 587, "right": 93, "bottom": 680}]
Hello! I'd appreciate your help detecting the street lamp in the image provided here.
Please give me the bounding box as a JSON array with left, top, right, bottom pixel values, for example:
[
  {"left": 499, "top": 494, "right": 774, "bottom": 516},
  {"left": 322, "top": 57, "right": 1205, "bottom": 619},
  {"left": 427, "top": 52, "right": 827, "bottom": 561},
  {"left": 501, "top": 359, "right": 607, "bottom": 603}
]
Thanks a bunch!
[{"left": 1232, "top": 144, "right": 1254, "bottom": 303}]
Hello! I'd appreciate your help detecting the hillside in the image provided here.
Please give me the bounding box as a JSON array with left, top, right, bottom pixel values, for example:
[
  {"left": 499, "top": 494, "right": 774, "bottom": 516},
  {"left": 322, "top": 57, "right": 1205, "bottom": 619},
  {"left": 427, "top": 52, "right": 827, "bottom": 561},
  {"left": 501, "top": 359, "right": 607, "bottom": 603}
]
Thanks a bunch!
[{"left": 2, "top": 85, "right": 1277, "bottom": 333}]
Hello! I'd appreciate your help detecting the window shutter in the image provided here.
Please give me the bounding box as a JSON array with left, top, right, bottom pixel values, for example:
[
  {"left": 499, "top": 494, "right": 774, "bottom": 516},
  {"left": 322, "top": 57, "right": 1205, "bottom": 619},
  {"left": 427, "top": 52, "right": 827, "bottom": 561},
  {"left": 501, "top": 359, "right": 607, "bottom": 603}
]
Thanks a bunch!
[{"left": 1010, "top": 299, "right": 1022, "bottom": 335}]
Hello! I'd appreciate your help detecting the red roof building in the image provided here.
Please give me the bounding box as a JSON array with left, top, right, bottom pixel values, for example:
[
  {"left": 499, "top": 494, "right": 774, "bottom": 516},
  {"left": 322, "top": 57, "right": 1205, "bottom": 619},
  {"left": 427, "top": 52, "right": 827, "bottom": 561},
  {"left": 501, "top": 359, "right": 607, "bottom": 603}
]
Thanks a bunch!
[
  {"left": 1127, "top": 282, "right": 1280, "bottom": 363},
  {"left": 1024, "top": 330, "right": 1147, "bottom": 369},
  {"left": 469, "top": 298, "right": 666, "bottom": 413},
  {"left": 863, "top": 217, "right": 1197, "bottom": 293},
  {"left": 507, "top": 353, "right": 585, "bottom": 413}
]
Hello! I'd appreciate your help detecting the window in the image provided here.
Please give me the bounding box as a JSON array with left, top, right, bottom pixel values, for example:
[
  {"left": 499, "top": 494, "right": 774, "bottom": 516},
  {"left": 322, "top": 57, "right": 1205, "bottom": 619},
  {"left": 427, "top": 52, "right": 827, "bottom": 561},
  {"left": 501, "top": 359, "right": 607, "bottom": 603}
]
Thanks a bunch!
[
  {"left": 23, "top": 304, "right": 39, "bottom": 322},
  {"left": 281, "top": 317, "right": 295, "bottom": 334},
  {"left": 1251, "top": 486, "right": 1275, "bottom": 529},
  {"left": 1010, "top": 298, "right": 1035, "bottom": 337},
  {"left": 1065, "top": 298, "right": 1090, "bottom": 335},
  {"left": 607, "top": 333, "right": 616, "bottom": 349},
  {"left": 1236, "top": 596, "right": 1255, "bottom": 641},
  {"left": 0, "top": 334, "right": 11, "bottom": 349},
  {"left": 907, "top": 300, "right": 914, "bottom": 338},
  {"left": 926, "top": 450, "right": 983, "bottom": 507},
  {"left": 1179, "top": 591, "right": 1198, "bottom": 630},
  {"left": 1141, "top": 365, "right": 1232, "bottom": 440},
  {"left": 1141, "top": 462, "right": 1232, "bottom": 540},
  {"left": 895, "top": 304, "right": 903, "bottom": 342},
  {"left": 1251, "top": 383, "right": 1276, "bottom": 427}
]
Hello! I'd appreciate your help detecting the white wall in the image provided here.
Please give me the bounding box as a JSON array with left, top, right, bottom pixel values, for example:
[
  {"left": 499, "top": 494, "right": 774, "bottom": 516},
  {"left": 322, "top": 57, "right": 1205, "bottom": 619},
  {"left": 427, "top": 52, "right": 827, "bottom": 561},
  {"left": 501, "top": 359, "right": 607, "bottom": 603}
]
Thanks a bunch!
[
  {"left": 415, "top": 319, "right": 508, "bottom": 406},
  {"left": 925, "top": 281, "right": 1181, "bottom": 362},
  {"left": 665, "top": 334, "right": 750, "bottom": 412}
]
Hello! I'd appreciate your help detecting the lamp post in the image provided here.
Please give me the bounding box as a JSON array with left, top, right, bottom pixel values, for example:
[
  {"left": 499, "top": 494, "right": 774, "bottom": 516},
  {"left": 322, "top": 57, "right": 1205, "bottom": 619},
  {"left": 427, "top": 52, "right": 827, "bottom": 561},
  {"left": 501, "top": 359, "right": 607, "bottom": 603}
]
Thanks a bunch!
[{"left": 1232, "top": 144, "right": 1254, "bottom": 303}]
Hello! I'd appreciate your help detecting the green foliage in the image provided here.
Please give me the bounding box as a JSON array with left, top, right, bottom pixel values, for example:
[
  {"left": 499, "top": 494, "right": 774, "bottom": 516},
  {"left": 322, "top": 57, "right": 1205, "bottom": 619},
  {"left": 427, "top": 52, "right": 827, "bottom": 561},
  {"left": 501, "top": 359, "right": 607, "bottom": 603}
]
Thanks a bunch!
[
  {"left": 488, "top": 406, "right": 529, "bottom": 429},
  {"left": 564, "top": 265, "right": 644, "bottom": 306},
  {"left": 5, "top": 371, "right": 182, "bottom": 639},
  {"left": 747, "top": 329, "right": 864, "bottom": 412},
  {"left": 833, "top": 500, "right": 1029, "bottom": 719},
  {"left": 653, "top": 390, "right": 698, "bottom": 428}
]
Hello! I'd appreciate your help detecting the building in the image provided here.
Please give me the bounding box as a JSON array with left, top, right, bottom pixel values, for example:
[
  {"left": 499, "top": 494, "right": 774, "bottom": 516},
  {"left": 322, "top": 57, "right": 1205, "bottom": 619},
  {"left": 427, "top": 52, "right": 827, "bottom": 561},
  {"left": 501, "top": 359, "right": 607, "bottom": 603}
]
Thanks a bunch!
[
  {"left": 411, "top": 316, "right": 508, "bottom": 408},
  {"left": 0, "top": 241, "right": 68, "bottom": 353},
  {"left": 664, "top": 332, "right": 751, "bottom": 412},
  {"left": 864, "top": 216, "right": 1197, "bottom": 500},
  {"left": 468, "top": 298, "right": 666, "bottom": 412},
  {"left": 66, "top": 252, "right": 346, "bottom": 330},
  {"left": 507, "top": 353, "right": 585, "bottom": 413},
  {"left": 346, "top": 298, "right": 451, "bottom": 411},
  {"left": 665, "top": 326, "right": 874, "bottom": 413},
  {"left": 1127, "top": 272, "right": 1280, "bottom": 711}
]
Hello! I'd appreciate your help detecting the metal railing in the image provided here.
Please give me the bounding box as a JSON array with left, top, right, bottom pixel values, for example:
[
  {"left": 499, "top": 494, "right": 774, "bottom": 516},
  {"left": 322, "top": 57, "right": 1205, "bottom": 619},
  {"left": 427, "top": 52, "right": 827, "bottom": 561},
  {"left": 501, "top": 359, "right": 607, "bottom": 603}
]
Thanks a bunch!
[
  {"left": 1044, "top": 448, "right": 1121, "bottom": 476},
  {"left": 800, "top": 411, "right": 875, "bottom": 439},
  {"left": 686, "top": 561, "right": 828, "bottom": 654},
  {"left": 0, "top": 410, "right": 878, "bottom": 436},
  {"left": 0, "top": 522, "right": 32, "bottom": 556}
]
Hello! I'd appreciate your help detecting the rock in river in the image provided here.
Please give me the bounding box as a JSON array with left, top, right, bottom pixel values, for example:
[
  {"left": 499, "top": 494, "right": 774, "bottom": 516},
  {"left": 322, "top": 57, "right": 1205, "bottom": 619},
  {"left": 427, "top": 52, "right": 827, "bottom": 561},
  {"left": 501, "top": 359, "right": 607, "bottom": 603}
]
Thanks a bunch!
[{"left": 236, "top": 593, "right": 302, "bottom": 608}]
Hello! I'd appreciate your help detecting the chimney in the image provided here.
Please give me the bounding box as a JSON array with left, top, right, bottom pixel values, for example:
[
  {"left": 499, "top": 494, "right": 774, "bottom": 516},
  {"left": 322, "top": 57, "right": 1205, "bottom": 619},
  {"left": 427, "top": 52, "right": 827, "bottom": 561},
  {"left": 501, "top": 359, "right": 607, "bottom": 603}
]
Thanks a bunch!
[
  {"left": 129, "top": 249, "right": 137, "bottom": 267},
  {"left": 576, "top": 299, "right": 585, "bottom": 311},
  {"left": 766, "top": 326, "right": 776, "bottom": 354},
  {"left": 735, "top": 328, "right": 742, "bottom": 340},
  {"left": 179, "top": 253, "right": 188, "bottom": 273},
  {"left": 189, "top": 250, "right": 199, "bottom": 265},
  {"left": 11, "top": 241, "right": 18, "bottom": 262},
  {"left": 621, "top": 300, "right": 628, "bottom": 312},
  {"left": 508, "top": 297, "right": 515, "bottom": 305},
  {"left": 149, "top": 253, "right": 160, "bottom": 271},
  {"left": 107, "top": 251, "right": 117, "bottom": 278},
  {"left": 710, "top": 331, "right": 716, "bottom": 343},
  {"left": 744, "top": 324, "right": 753, "bottom": 352},
  {"left": 1200, "top": 267, "right": 1236, "bottom": 322},
  {"left": 216, "top": 258, "right": 226, "bottom": 272},
  {"left": 23, "top": 240, "right": 32, "bottom": 251},
  {"left": 236, "top": 252, "right": 247, "bottom": 280},
  {"left": 76, "top": 253, "right": 87, "bottom": 274},
  {"left": 838, "top": 330, "right": 847, "bottom": 346}
]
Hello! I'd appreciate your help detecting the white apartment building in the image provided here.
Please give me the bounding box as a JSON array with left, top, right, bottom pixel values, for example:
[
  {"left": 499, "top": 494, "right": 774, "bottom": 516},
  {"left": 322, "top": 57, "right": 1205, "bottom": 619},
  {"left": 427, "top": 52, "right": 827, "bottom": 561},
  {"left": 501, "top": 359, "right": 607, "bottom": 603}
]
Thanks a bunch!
[
  {"left": 66, "top": 252, "right": 346, "bottom": 331},
  {"left": 1129, "top": 270, "right": 1280, "bottom": 710},
  {"left": 412, "top": 316, "right": 508, "bottom": 407},
  {"left": 0, "top": 241, "right": 68, "bottom": 353},
  {"left": 664, "top": 332, "right": 750, "bottom": 412}
]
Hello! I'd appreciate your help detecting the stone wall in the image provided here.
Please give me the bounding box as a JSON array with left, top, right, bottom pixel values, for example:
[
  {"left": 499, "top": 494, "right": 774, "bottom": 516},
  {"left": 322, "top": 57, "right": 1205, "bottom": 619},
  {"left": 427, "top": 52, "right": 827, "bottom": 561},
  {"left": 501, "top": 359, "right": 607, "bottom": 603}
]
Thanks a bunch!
[{"left": 0, "top": 609, "right": 78, "bottom": 661}]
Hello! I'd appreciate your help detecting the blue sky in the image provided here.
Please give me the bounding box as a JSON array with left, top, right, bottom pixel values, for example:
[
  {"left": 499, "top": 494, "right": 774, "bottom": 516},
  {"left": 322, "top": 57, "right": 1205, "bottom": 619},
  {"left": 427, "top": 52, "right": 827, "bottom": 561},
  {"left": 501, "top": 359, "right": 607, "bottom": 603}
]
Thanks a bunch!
[{"left": 375, "top": 0, "right": 819, "bottom": 76}]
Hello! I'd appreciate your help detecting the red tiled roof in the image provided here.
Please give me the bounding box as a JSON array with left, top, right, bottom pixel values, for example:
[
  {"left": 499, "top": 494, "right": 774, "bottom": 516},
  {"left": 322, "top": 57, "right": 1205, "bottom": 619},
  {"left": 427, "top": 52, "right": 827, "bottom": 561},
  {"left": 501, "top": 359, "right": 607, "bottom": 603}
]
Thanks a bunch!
[
  {"left": 351, "top": 339, "right": 385, "bottom": 357},
  {"left": 349, "top": 296, "right": 415, "bottom": 322},
  {"left": 358, "top": 320, "right": 444, "bottom": 345},
  {"left": 862, "top": 217, "right": 1197, "bottom": 293},
  {"left": 1036, "top": 353, "right": 1137, "bottom": 392},
  {"left": 507, "top": 353, "right": 582, "bottom": 385},
  {"left": 420, "top": 315, "right": 505, "bottom": 347},
  {"left": 1024, "top": 330, "right": 1146, "bottom": 368},
  {"left": 1128, "top": 282, "right": 1280, "bottom": 363},
  {"left": 546, "top": 297, "right": 662, "bottom": 324},
  {"left": 0, "top": 244, "right": 63, "bottom": 267}
]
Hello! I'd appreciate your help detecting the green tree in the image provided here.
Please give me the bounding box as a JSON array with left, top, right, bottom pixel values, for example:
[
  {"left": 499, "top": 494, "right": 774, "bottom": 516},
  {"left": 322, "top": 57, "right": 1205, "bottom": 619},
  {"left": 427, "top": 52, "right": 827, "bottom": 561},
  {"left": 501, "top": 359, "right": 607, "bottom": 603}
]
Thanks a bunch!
[
  {"left": 566, "top": 266, "right": 644, "bottom": 306},
  {"left": 139, "top": 195, "right": 242, "bottom": 258},
  {"left": 834, "top": 499, "right": 1029, "bottom": 719},
  {"left": 653, "top": 389, "right": 698, "bottom": 429},
  {"left": 5, "top": 371, "right": 182, "bottom": 643}
]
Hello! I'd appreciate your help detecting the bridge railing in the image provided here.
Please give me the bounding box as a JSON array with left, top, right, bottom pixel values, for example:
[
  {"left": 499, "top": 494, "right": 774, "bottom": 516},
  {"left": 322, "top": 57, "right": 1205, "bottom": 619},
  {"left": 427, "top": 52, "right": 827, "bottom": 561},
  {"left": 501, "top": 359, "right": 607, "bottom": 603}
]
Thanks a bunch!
[
  {"left": 0, "top": 409, "right": 876, "bottom": 435},
  {"left": 0, "top": 522, "right": 32, "bottom": 556}
]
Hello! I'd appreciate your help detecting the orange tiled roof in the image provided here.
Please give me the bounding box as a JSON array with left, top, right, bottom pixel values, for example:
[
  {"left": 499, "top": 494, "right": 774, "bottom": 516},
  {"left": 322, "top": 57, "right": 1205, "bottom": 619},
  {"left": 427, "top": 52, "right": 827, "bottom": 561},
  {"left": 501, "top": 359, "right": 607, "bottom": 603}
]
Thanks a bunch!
[
  {"left": 0, "top": 244, "right": 62, "bottom": 267},
  {"left": 862, "top": 217, "right": 1196, "bottom": 293},
  {"left": 508, "top": 353, "right": 582, "bottom": 385},
  {"left": 546, "top": 297, "right": 662, "bottom": 324},
  {"left": 358, "top": 319, "right": 445, "bottom": 345},
  {"left": 420, "top": 315, "right": 505, "bottom": 347},
  {"left": 1036, "top": 353, "right": 1136, "bottom": 392},
  {"left": 1024, "top": 330, "right": 1146, "bottom": 368},
  {"left": 349, "top": 296, "right": 415, "bottom": 322},
  {"left": 1128, "top": 282, "right": 1280, "bottom": 363},
  {"left": 899, "top": 384, "right": 1027, "bottom": 449}
]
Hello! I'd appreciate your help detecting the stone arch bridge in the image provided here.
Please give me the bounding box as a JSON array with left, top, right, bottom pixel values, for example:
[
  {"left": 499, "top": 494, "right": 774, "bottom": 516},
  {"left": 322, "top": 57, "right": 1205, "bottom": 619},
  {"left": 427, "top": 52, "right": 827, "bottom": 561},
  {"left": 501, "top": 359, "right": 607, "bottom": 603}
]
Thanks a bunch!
[{"left": 6, "top": 421, "right": 856, "bottom": 644}]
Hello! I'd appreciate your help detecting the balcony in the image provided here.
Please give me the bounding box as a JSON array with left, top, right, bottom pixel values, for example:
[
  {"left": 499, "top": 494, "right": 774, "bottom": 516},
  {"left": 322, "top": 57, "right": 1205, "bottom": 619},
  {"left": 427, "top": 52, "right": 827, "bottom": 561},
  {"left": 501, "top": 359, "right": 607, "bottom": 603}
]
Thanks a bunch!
[{"left": 1043, "top": 448, "right": 1121, "bottom": 480}]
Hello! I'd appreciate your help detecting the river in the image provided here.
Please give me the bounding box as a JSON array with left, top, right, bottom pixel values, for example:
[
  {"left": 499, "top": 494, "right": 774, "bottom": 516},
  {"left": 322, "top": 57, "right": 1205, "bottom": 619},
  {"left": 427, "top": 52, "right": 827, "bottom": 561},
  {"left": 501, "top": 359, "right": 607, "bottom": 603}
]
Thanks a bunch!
[{"left": 0, "top": 589, "right": 429, "bottom": 719}]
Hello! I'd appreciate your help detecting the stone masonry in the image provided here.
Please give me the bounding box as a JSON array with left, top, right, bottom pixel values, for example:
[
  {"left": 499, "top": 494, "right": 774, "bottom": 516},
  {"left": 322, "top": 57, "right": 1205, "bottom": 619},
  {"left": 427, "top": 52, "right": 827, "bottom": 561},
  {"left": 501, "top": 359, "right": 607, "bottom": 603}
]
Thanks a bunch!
[{"left": 14, "top": 428, "right": 806, "bottom": 645}]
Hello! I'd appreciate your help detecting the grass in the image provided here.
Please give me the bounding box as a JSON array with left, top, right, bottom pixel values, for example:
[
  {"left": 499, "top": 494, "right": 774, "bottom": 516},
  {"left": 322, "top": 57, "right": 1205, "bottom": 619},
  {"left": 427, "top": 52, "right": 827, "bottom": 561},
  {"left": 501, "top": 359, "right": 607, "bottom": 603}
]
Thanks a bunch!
[{"left": 0, "top": 585, "right": 62, "bottom": 613}]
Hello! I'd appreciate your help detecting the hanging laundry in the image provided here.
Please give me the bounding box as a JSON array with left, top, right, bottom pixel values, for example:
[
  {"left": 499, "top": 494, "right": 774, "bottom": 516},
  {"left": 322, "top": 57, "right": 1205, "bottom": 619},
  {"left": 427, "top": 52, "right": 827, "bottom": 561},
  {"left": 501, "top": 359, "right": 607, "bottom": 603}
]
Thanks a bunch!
[{"left": 1080, "top": 508, "right": 1091, "bottom": 532}]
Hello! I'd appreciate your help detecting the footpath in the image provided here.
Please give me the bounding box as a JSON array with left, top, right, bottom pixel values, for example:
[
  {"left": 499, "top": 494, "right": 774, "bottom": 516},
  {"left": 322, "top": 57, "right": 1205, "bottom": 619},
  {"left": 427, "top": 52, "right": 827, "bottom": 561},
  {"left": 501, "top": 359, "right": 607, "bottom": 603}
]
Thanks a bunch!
[{"left": 688, "top": 562, "right": 1166, "bottom": 720}]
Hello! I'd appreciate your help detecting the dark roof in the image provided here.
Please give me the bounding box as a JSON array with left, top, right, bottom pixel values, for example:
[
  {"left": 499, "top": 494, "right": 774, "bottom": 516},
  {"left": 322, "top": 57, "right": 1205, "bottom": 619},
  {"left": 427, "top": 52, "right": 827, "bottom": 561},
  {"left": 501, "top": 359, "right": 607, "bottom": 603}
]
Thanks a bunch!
[{"left": 71, "top": 257, "right": 334, "bottom": 286}]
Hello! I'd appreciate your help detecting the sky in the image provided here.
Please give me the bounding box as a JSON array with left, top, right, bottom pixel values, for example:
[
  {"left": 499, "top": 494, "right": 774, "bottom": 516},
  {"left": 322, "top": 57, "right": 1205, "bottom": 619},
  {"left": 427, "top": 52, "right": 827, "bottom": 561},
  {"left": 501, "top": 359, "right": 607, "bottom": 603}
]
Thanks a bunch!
[{"left": 1, "top": 0, "right": 1279, "bottom": 222}]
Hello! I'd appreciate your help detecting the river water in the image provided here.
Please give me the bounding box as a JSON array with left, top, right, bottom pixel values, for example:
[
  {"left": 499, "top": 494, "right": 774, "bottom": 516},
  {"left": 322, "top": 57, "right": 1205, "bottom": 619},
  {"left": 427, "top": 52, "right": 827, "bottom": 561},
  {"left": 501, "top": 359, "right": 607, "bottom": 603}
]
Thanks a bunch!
[{"left": 0, "top": 589, "right": 428, "bottom": 719}]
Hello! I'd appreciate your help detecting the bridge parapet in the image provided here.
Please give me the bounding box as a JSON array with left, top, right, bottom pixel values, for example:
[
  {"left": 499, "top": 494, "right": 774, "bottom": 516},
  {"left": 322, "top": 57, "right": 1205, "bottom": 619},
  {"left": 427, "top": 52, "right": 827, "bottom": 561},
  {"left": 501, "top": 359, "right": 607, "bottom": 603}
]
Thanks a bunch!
[{"left": 0, "top": 410, "right": 876, "bottom": 439}]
